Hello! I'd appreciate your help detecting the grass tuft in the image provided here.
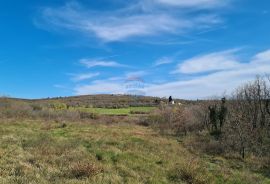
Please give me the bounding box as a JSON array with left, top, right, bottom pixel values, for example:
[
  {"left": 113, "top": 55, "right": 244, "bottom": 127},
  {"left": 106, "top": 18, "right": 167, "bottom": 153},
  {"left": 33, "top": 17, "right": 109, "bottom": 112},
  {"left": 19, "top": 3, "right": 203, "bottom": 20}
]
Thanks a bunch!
[{"left": 68, "top": 162, "right": 102, "bottom": 179}]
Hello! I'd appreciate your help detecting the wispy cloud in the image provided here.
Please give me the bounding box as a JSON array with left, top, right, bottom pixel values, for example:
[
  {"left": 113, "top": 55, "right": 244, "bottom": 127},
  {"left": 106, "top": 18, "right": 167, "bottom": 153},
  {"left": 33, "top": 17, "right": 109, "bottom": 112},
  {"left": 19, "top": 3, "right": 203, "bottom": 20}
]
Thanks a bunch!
[
  {"left": 252, "top": 49, "right": 270, "bottom": 63},
  {"left": 75, "top": 80, "right": 124, "bottom": 95},
  {"left": 174, "top": 49, "right": 241, "bottom": 74},
  {"left": 147, "top": 49, "right": 270, "bottom": 99},
  {"left": 74, "top": 49, "right": 270, "bottom": 99},
  {"left": 125, "top": 70, "right": 148, "bottom": 78},
  {"left": 36, "top": 1, "right": 226, "bottom": 42},
  {"left": 69, "top": 72, "right": 100, "bottom": 82},
  {"left": 74, "top": 70, "right": 149, "bottom": 95},
  {"left": 80, "top": 58, "right": 127, "bottom": 68},
  {"left": 152, "top": 0, "right": 229, "bottom": 9},
  {"left": 154, "top": 57, "right": 173, "bottom": 66}
]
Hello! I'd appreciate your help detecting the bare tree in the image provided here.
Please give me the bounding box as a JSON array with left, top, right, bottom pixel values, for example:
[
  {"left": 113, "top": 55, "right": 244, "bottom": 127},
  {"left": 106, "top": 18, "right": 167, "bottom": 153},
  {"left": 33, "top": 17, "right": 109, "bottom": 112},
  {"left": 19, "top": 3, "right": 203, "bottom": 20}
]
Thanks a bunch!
[{"left": 223, "top": 75, "right": 270, "bottom": 158}]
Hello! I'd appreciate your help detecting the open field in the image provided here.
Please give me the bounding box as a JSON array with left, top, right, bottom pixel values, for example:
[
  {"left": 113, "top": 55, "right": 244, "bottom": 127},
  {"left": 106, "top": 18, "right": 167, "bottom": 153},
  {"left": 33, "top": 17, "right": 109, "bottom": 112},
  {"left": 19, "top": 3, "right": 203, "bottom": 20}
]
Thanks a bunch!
[
  {"left": 74, "top": 106, "right": 156, "bottom": 115},
  {"left": 0, "top": 120, "right": 269, "bottom": 184},
  {"left": 1, "top": 1, "right": 270, "bottom": 183},
  {"left": 1, "top": 78, "right": 270, "bottom": 184}
]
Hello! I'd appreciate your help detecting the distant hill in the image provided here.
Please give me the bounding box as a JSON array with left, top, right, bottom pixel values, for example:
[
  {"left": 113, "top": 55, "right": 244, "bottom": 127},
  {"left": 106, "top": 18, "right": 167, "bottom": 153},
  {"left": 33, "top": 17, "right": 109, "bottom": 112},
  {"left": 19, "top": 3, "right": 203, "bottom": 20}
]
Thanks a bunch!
[{"left": 1, "top": 94, "right": 192, "bottom": 108}]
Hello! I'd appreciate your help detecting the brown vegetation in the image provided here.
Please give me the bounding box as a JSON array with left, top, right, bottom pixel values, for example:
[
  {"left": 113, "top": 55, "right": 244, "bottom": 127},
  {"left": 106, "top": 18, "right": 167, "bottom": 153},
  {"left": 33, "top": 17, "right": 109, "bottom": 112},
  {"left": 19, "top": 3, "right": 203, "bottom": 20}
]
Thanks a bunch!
[{"left": 146, "top": 75, "right": 270, "bottom": 168}]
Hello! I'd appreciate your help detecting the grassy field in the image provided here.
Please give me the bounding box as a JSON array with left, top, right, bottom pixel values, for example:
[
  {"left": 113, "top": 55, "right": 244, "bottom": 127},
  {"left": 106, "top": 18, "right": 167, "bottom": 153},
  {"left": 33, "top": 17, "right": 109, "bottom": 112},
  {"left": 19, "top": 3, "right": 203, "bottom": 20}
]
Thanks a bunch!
[
  {"left": 0, "top": 120, "right": 269, "bottom": 184},
  {"left": 74, "top": 106, "right": 156, "bottom": 115}
]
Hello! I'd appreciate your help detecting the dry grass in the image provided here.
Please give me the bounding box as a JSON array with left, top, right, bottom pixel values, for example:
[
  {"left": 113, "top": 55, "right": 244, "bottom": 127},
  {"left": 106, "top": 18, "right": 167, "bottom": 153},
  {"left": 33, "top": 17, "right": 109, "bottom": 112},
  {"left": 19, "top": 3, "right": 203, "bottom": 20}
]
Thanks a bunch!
[
  {"left": 68, "top": 162, "right": 102, "bottom": 179},
  {"left": 168, "top": 158, "right": 209, "bottom": 184},
  {"left": 0, "top": 119, "right": 269, "bottom": 184}
]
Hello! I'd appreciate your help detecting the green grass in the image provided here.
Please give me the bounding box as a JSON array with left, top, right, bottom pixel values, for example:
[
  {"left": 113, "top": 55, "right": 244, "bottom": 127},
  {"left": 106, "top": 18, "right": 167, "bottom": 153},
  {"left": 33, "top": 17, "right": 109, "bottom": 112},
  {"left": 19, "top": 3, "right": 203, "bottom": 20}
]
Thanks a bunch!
[
  {"left": 75, "top": 106, "right": 156, "bottom": 115},
  {"left": 0, "top": 120, "right": 269, "bottom": 184}
]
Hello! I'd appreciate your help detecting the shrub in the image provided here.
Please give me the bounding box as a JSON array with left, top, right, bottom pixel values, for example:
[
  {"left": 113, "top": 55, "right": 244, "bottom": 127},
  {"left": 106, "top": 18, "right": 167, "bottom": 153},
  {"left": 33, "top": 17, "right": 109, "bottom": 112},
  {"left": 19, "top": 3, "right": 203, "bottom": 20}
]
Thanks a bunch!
[
  {"left": 168, "top": 158, "right": 210, "bottom": 184},
  {"left": 49, "top": 102, "right": 67, "bottom": 110},
  {"left": 31, "top": 103, "right": 43, "bottom": 111},
  {"left": 79, "top": 111, "right": 98, "bottom": 120},
  {"left": 0, "top": 101, "right": 32, "bottom": 119},
  {"left": 146, "top": 105, "right": 205, "bottom": 136}
]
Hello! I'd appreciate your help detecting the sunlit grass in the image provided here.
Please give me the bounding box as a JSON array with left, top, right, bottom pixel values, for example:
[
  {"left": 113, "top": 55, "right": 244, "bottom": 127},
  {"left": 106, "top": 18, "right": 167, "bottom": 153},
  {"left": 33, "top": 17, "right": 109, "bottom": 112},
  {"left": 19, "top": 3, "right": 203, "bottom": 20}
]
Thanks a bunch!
[
  {"left": 0, "top": 120, "right": 269, "bottom": 183},
  {"left": 74, "top": 106, "right": 156, "bottom": 115}
]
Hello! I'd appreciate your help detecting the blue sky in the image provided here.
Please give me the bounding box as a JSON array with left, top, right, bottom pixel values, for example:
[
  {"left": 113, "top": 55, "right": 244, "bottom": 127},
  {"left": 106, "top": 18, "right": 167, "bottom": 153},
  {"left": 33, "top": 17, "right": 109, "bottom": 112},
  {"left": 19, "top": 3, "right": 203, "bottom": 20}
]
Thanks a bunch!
[{"left": 0, "top": 0, "right": 270, "bottom": 99}]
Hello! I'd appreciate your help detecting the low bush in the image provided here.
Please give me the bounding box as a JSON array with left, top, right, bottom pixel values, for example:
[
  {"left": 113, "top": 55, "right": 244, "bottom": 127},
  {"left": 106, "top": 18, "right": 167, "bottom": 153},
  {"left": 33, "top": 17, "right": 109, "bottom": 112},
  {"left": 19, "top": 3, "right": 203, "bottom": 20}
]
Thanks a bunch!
[
  {"left": 79, "top": 111, "right": 98, "bottom": 120},
  {"left": 0, "top": 103, "right": 99, "bottom": 121},
  {"left": 146, "top": 105, "right": 205, "bottom": 136},
  {"left": 168, "top": 158, "right": 210, "bottom": 184}
]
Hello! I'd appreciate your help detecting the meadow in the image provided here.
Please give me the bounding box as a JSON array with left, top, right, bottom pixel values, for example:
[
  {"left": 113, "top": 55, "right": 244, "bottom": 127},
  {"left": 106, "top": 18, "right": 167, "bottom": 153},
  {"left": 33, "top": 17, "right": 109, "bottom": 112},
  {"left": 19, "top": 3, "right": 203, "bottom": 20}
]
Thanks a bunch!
[
  {"left": 0, "top": 119, "right": 269, "bottom": 184},
  {"left": 74, "top": 106, "right": 156, "bottom": 115},
  {"left": 1, "top": 77, "right": 270, "bottom": 184}
]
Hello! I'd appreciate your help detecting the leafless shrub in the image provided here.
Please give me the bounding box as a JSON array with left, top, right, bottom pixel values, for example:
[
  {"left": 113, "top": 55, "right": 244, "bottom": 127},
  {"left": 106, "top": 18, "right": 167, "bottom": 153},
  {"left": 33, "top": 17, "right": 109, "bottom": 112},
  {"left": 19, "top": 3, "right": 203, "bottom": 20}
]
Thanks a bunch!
[
  {"left": 146, "top": 75, "right": 270, "bottom": 159},
  {"left": 222, "top": 75, "right": 270, "bottom": 158},
  {"left": 147, "top": 105, "right": 205, "bottom": 136},
  {"left": 0, "top": 100, "right": 32, "bottom": 119},
  {"left": 0, "top": 101, "right": 98, "bottom": 122}
]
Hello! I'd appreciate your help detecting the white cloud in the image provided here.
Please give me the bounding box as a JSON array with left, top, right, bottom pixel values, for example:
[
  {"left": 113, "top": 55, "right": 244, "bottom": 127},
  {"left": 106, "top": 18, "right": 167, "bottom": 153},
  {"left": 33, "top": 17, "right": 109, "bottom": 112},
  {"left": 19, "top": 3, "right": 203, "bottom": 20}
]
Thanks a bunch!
[
  {"left": 75, "top": 80, "right": 124, "bottom": 95},
  {"left": 89, "top": 14, "right": 184, "bottom": 42},
  {"left": 80, "top": 59, "right": 126, "bottom": 68},
  {"left": 154, "top": 57, "right": 173, "bottom": 66},
  {"left": 252, "top": 49, "right": 270, "bottom": 64},
  {"left": 152, "top": 0, "right": 228, "bottom": 8},
  {"left": 70, "top": 72, "right": 100, "bottom": 82},
  {"left": 74, "top": 71, "right": 148, "bottom": 95},
  {"left": 175, "top": 50, "right": 241, "bottom": 74},
  {"left": 146, "top": 49, "right": 270, "bottom": 99},
  {"left": 37, "top": 1, "right": 224, "bottom": 42},
  {"left": 74, "top": 49, "right": 270, "bottom": 99},
  {"left": 108, "top": 77, "right": 124, "bottom": 81},
  {"left": 125, "top": 71, "right": 148, "bottom": 78},
  {"left": 145, "top": 67, "right": 268, "bottom": 99}
]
